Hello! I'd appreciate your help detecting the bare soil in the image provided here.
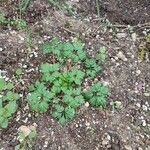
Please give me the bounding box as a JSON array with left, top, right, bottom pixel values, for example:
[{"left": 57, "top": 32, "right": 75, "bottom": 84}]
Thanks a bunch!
[{"left": 0, "top": 0, "right": 150, "bottom": 150}]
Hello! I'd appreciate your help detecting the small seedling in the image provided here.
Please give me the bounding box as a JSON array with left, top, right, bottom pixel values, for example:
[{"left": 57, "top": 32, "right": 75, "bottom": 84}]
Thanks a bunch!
[
  {"left": 0, "top": 13, "right": 7, "bottom": 24},
  {"left": 28, "top": 81, "right": 54, "bottom": 113},
  {"left": 96, "top": 46, "right": 106, "bottom": 63},
  {"left": 85, "top": 58, "right": 102, "bottom": 77},
  {"left": 15, "top": 125, "right": 37, "bottom": 150},
  {"left": 18, "top": 0, "right": 30, "bottom": 12},
  {"left": 14, "top": 19, "right": 27, "bottom": 30},
  {"left": 0, "top": 78, "right": 20, "bottom": 128},
  {"left": 84, "top": 82, "right": 108, "bottom": 107},
  {"left": 47, "top": 0, "right": 75, "bottom": 15},
  {"left": 111, "top": 100, "right": 122, "bottom": 111},
  {"left": 16, "top": 68, "right": 23, "bottom": 76},
  {"left": 27, "top": 37, "right": 108, "bottom": 125}
]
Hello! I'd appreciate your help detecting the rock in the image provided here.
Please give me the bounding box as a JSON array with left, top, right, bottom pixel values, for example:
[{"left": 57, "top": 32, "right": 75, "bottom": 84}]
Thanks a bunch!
[
  {"left": 131, "top": 33, "right": 137, "bottom": 41},
  {"left": 142, "top": 105, "right": 148, "bottom": 111},
  {"left": 142, "top": 120, "right": 146, "bottom": 126},
  {"left": 18, "top": 125, "right": 32, "bottom": 137},
  {"left": 136, "top": 103, "right": 141, "bottom": 108},
  {"left": 0, "top": 47, "right": 3, "bottom": 51},
  {"left": 18, "top": 124, "right": 37, "bottom": 137},
  {"left": 102, "top": 133, "right": 111, "bottom": 146},
  {"left": 144, "top": 93, "right": 150, "bottom": 97},
  {"left": 124, "top": 145, "right": 132, "bottom": 150},
  {"left": 85, "top": 122, "right": 90, "bottom": 127},
  {"left": 117, "top": 51, "right": 127, "bottom": 61},
  {"left": 136, "top": 70, "right": 141, "bottom": 75},
  {"left": 116, "top": 33, "right": 127, "bottom": 38},
  {"left": 85, "top": 102, "right": 89, "bottom": 107}
]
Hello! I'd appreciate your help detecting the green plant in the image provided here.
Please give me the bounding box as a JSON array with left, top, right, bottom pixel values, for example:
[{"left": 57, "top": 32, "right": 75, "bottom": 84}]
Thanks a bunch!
[
  {"left": 42, "top": 38, "right": 86, "bottom": 63},
  {"left": 95, "top": 0, "right": 100, "bottom": 17},
  {"left": 52, "top": 104, "right": 75, "bottom": 125},
  {"left": 85, "top": 58, "right": 102, "bottom": 77},
  {"left": 146, "top": 33, "right": 150, "bottom": 43},
  {"left": 0, "top": 13, "right": 7, "bottom": 24},
  {"left": 0, "top": 78, "right": 20, "bottom": 128},
  {"left": 18, "top": 0, "right": 30, "bottom": 12},
  {"left": 14, "top": 19, "right": 27, "bottom": 30},
  {"left": 28, "top": 37, "right": 108, "bottom": 125},
  {"left": 47, "top": 0, "right": 75, "bottom": 15},
  {"left": 28, "top": 81, "right": 54, "bottom": 113},
  {"left": 16, "top": 68, "right": 23, "bottom": 76},
  {"left": 25, "top": 29, "right": 33, "bottom": 49},
  {"left": 84, "top": 82, "right": 108, "bottom": 107},
  {"left": 96, "top": 46, "right": 106, "bottom": 63},
  {"left": 15, "top": 126, "right": 37, "bottom": 150}
]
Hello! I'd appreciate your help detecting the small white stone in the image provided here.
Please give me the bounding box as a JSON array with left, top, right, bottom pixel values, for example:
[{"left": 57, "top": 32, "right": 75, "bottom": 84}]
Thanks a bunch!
[
  {"left": 75, "top": 124, "right": 78, "bottom": 128},
  {"left": 23, "top": 64, "right": 27, "bottom": 68},
  {"left": 84, "top": 102, "right": 89, "bottom": 107},
  {"left": 131, "top": 33, "right": 137, "bottom": 41},
  {"left": 0, "top": 48, "right": 3, "bottom": 51},
  {"left": 136, "top": 70, "right": 141, "bottom": 75},
  {"left": 85, "top": 122, "right": 90, "bottom": 127},
  {"left": 136, "top": 103, "right": 141, "bottom": 108},
  {"left": 142, "top": 120, "right": 146, "bottom": 126},
  {"left": 116, "top": 33, "right": 127, "bottom": 38},
  {"left": 144, "top": 93, "right": 150, "bottom": 97},
  {"left": 142, "top": 105, "right": 148, "bottom": 111},
  {"left": 117, "top": 51, "right": 127, "bottom": 61},
  {"left": 125, "top": 145, "right": 132, "bottom": 150}
]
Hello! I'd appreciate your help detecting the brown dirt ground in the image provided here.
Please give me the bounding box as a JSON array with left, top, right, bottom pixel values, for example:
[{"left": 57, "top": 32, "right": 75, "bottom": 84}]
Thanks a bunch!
[{"left": 0, "top": 0, "right": 150, "bottom": 150}]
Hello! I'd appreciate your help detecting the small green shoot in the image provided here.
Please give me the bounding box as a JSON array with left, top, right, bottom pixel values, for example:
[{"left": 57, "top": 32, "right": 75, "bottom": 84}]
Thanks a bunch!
[
  {"left": 14, "top": 19, "right": 27, "bottom": 30},
  {"left": 16, "top": 68, "right": 23, "bottom": 76},
  {"left": 18, "top": 0, "right": 30, "bottom": 12},
  {"left": 28, "top": 37, "right": 108, "bottom": 125},
  {"left": 0, "top": 78, "right": 20, "bottom": 128},
  {"left": 15, "top": 125, "right": 37, "bottom": 150},
  {"left": 84, "top": 82, "right": 108, "bottom": 107},
  {"left": 85, "top": 58, "right": 102, "bottom": 77}
]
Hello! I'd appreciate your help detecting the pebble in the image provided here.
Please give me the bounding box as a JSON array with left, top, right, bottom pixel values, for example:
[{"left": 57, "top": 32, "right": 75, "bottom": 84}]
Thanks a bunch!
[
  {"left": 142, "top": 120, "right": 146, "bottom": 127},
  {"left": 102, "top": 133, "right": 111, "bottom": 146},
  {"left": 124, "top": 145, "right": 132, "bottom": 150},
  {"left": 85, "top": 122, "right": 90, "bottom": 127},
  {"left": 84, "top": 102, "right": 89, "bottom": 107},
  {"left": 117, "top": 51, "right": 127, "bottom": 61},
  {"left": 0, "top": 48, "right": 3, "bottom": 51},
  {"left": 131, "top": 33, "right": 137, "bottom": 41},
  {"left": 116, "top": 33, "right": 127, "bottom": 38},
  {"left": 144, "top": 93, "right": 150, "bottom": 97},
  {"left": 136, "top": 103, "right": 141, "bottom": 108},
  {"left": 142, "top": 105, "right": 148, "bottom": 111},
  {"left": 136, "top": 70, "right": 141, "bottom": 75}
]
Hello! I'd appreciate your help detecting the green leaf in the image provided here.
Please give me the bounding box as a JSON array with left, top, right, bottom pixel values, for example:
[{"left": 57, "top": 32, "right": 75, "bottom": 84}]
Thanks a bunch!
[
  {"left": 40, "top": 63, "right": 60, "bottom": 73},
  {"left": 5, "top": 101, "right": 17, "bottom": 114},
  {"left": 15, "top": 145, "right": 21, "bottom": 150},
  {"left": 0, "top": 118, "right": 8, "bottom": 128},
  {"left": 42, "top": 37, "right": 61, "bottom": 54},
  {"left": 72, "top": 39, "right": 84, "bottom": 51},
  {"left": 59, "top": 116, "right": 66, "bottom": 125},
  {"left": 0, "top": 78, "right": 6, "bottom": 90},
  {"left": 29, "top": 130, "right": 37, "bottom": 139},
  {"left": 16, "top": 68, "right": 22, "bottom": 76},
  {"left": 6, "top": 82, "right": 14, "bottom": 90},
  {"left": 5, "top": 91, "right": 20, "bottom": 101},
  {"left": 97, "top": 46, "right": 106, "bottom": 63},
  {"left": 39, "top": 101, "right": 48, "bottom": 113},
  {"left": 65, "top": 107, "right": 75, "bottom": 119}
]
